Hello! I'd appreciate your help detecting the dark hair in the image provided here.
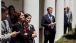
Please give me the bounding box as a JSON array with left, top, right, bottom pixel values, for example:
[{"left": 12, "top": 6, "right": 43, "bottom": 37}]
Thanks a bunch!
[
  {"left": 15, "top": 11, "right": 24, "bottom": 20},
  {"left": 1, "top": 7, "right": 8, "bottom": 14},
  {"left": 1, "top": 1, "right": 5, "bottom": 4},
  {"left": 8, "top": 5, "right": 15, "bottom": 15},
  {"left": 47, "top": 7, "right": 53, "bottom": 11},
  {"left": 24, "top": 13, "right": 31, "bottom": 19},
  {"left": 64, "top": 8, "right": 66, "bottom": 10}
]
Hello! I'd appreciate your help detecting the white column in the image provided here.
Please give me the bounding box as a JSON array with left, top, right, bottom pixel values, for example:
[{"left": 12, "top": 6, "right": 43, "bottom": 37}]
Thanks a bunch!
[
  {"left": 44, "top": 0, "right": 55, "bottom": 16},
  {"left": 73, "top": 0, "right": 76, "bottom": 28},
  {"left": 55, "top": 0, "right": 64, "bottom": 41},
  {"left": 23, "top": 0, "right": 39, "bottom": 43},
  {"left": 70, "top": 0, "right": 73, "bottom": 11},
  {"left": 64, "top": 0, "right": 70, "bottom": 8},
  {"left": 70, "top": 0, "right": 74, "bottom": 28}
]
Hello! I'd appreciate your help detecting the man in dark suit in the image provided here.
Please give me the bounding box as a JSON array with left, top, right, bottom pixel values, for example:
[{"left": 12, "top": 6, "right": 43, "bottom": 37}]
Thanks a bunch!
[
  {"left": 64, "top": 8, "right": 68, "bottom": 34},
  {"left": 41, "top": 7, "right": 56, "bottom": 43}
]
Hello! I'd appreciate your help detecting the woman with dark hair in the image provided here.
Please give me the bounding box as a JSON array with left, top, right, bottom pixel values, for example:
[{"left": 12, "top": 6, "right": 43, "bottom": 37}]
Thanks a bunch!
[
  {"left": 1, "top": 6, "right": 20, "bottom": 43},
  {"left": 13, "top": 11, "right": 32, "bottom": 43},
  {"left": 7, "top": 5, "right": 18, "bottom": 43},
  {"left": 7, "top": 5, "right": 17, "bottom": 28},
  {"left": 24, "top": 13, "right": 37, "bottom": 43}
]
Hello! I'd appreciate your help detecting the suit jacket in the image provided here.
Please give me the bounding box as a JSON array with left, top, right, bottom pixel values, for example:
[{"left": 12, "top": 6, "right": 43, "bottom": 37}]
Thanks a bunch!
[
  {"left": 64, "top": 12, "right": 68, "bottom": 25},
  {"left": 0, "top": 20, "right": 11, "bottom": 43},
  {"left": 41, "top": 14, "right": 56, "bottom": 35},
  {"left": 67, "top": 11, "right": 72, "bottom": 23}
]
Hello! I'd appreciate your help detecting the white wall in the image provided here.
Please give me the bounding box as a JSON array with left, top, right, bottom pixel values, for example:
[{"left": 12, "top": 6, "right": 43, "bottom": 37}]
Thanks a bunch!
[
  {"left": 2, "top": 0, "right": 22, "bottom": 11},
  {"left": 73, "top": 0, "right": 76, "bottom": 27}
]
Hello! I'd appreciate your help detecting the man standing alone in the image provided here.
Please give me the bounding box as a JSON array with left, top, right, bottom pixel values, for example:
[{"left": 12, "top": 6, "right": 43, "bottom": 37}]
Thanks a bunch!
[{"left": 41, "top": 7, "right": 56, "bottom": 43}]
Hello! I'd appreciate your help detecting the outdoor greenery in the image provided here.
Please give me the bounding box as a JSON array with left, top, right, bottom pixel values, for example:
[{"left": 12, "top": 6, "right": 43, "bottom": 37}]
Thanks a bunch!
[{"left": 55, "top": 28, "right": 76, "bottom": 43}]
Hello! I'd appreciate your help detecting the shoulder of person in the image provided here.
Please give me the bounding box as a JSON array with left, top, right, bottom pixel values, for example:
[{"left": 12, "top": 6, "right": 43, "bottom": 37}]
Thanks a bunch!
[
  {"left": 1, "top": 21, "right": 5, "bottom": 27},
  {"left": 29, "top": 24, "right": 34, "bottom": 27},
  {"left": 3, "top": 20, "right": 9, "bottom": 25},
  {"left": 4, "top": 20, "right": 8, "bottom": 22},
  {"left": 43, "top": 14, "right": 48, "bottom": 17},
  {"left": 51, "top": 15, "right": 55, "bottom": 18},
  {"left": 1, "top": 21, "right": 5, "bottom": 25},
  {"left": 69, "top": 11, "right": 72, "bottom": 13},
  {"left": 14, "top": 22, "right": 19, "bottom": 27},
  {"left": 1, "top": 21, "right": 3, "bottom": 23},
  {"left": 69, "top": 11, "right": 72, "bottom": 12}
]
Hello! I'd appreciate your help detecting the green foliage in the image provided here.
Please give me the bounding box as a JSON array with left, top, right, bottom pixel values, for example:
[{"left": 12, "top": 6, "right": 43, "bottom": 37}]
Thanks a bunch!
[{"left": 55, "top": 28, "right": 76, "bottom": 43}]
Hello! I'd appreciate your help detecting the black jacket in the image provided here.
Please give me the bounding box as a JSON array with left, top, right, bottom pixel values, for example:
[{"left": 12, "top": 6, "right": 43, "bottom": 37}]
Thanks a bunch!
[
  {"left": 13, "top": 23, "right": 32, "bottom": 43},
  {"left": 41, "top": 14, "right": 56, "bottom": 35},
  {"left": 64, "top": 12, "right": 68, "bottom": 25}
]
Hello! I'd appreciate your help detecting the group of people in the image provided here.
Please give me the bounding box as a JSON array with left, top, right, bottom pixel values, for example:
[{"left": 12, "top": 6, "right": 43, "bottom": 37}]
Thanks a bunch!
[
  {"left": 1, "top": 1, "right": 37, "bottom": 43},
  {"left": 64, "top": 7, "right": 72, "bottom": 34},
  {"left": 41, "top": 6, "right": 72, "bottom": 43},
  {"left": 1, "top": 1, "right": 73, "bottom": 43}
]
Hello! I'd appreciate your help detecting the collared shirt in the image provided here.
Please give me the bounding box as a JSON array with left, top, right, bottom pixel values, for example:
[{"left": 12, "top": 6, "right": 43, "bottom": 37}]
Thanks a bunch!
[
  {"left": 66, "top": 11, "right": 70, "bottom": 19},
  {"left": 48, "top": 14, "right": 54, "bottom": 29},
  {"left": 48, "top": 14, "right": 53, "bottom": 22}
]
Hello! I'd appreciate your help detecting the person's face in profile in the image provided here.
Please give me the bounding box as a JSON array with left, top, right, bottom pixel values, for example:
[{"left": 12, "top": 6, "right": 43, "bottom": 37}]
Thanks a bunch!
[
  {"left": 48, "top": 8, "right": 53, "bottom": 14},
  {"left": 25, "top": 16, "right": 32, "bottom": 23},
  {"left": 18, "top": 12, "right": 25, "bottom": 22},
  {"left": 2, "top": 10, "right": 8, "bottom": 20}
]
